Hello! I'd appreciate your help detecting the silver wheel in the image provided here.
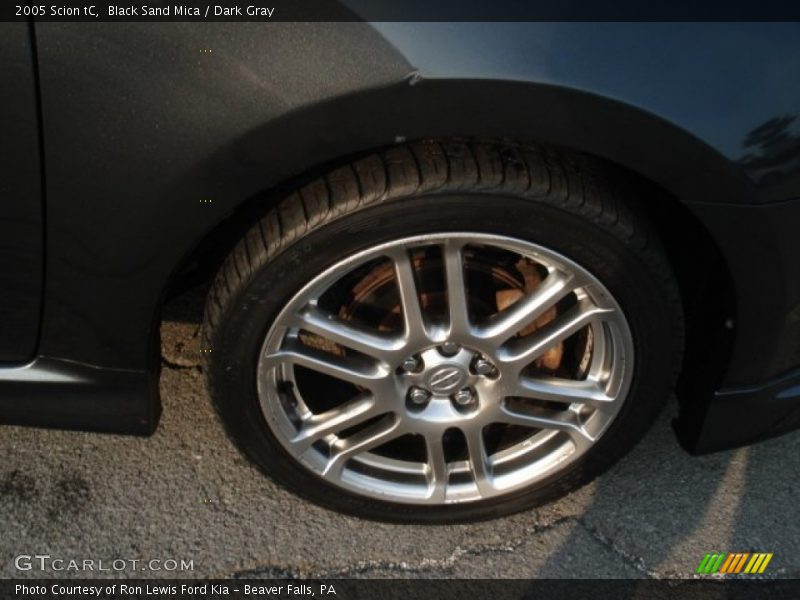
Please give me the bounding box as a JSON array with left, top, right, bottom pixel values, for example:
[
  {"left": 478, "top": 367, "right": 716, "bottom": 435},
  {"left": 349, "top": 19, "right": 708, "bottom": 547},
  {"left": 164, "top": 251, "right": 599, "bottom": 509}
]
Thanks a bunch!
[{"left": 257, "top": 233, "right": 634, "bottom": 505}]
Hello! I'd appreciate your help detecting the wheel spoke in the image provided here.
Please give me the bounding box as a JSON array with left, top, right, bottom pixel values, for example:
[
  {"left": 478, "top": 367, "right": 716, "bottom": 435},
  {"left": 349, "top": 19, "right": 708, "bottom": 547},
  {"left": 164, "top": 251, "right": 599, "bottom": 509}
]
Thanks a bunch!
[
  {"left": 516, "top": 375, "right": 615, "bottom": 406},
  {"left": 497, "top": 403, "right": 594, "bottom": 449},
  {"left": 290, "top": 394, "right": 385, "bottom": 452},
  {"left": 262, "top": 338, "right": 389, "bottom": 391},
  {"left": 464, "top": 427, "right": 494, "bottom": 497},
  {"left": 389, "top": 249, "right": 429, "bottom": 346},
  {"left": 292, "top": 305, "right": 403, "bottom": 362},
  {"left": 425, "top": 433, "right": 449, "bottom": 502},
  {"left": 443, "top": 240, "right": 470, "bottom": 337},
  {"left": 474, "top": 270, "right": 573, "bottom": 346},
  {"left": 322, "top": 416, "right": 404, "bottom": 477},
  {"left": 497, "top": 298, "right": 611, "bottom": 369}
]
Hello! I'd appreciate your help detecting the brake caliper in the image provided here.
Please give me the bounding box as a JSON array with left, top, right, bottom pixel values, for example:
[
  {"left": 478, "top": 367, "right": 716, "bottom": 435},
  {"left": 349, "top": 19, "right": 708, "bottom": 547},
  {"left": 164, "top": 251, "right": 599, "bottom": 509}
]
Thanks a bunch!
[{"left": 496, "top": 258, "right": 564, "bottom": 371}]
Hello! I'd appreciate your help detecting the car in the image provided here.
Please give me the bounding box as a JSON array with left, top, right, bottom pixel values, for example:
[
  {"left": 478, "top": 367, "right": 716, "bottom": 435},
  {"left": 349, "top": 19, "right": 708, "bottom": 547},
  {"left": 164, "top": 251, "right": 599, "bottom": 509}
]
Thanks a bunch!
[{"left": 1, "top": 21, "right": 799, "bottom": 523}]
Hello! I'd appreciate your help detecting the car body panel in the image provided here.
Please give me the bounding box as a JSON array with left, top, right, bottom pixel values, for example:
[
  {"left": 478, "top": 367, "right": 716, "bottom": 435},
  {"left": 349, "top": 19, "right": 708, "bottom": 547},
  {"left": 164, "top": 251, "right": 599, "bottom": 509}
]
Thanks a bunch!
[
  {"left": 375, "top": 22, "right": 800, "bottom": 204},
  {"left": 0, "top": 24, "right": 44, "bottom": 362},
  {"left": 0, "top": 21, "right": 799, "bottom": 453},
  {"left": 30, "top": 22, "right": 411, "bottom": 371}
]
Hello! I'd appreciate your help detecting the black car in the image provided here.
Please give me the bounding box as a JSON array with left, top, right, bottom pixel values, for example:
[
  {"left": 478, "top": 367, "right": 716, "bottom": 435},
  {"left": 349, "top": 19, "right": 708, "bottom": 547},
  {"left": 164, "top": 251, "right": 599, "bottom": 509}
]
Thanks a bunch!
[{"left": 2, "top": 20, "right": 799, "bottom": 522}]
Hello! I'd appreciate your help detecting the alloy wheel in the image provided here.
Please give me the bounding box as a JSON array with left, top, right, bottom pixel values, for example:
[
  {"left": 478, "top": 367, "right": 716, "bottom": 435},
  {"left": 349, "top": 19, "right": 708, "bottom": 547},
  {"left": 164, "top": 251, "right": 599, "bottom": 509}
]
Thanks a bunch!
[{"left": 257, "top": 233, "right": 634, "bottom": 505}]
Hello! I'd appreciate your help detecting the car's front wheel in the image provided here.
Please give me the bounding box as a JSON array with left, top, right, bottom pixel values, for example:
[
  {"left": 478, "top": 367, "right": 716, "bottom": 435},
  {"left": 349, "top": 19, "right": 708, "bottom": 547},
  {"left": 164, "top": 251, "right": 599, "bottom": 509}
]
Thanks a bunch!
[{"left": 204, "top": 141, "right": 682, "bottom": 522}]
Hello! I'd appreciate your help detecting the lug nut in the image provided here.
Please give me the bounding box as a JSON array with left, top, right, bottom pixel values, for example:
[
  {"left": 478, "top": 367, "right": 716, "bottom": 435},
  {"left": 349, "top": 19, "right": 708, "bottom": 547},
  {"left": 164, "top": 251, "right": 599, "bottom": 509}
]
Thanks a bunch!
[
  {"left": 440, "top": 341, "right": 460, "bottom": 356},
  {"left": 473, "top": 357, "right": 497, "bottom": 377},
  {"left": 401, "top": 356, "right": 420, "bottom": 372},
  {"left": 452, "top": 388, "right": 474, "bottom": 406},
  {"left": 408, "top": 387, "right": 431, "bottom": 405}
]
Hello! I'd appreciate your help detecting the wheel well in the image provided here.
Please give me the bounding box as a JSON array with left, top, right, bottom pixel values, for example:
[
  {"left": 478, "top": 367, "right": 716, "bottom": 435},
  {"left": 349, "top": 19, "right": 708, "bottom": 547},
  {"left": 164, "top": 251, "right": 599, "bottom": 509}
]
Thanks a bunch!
[
  {"left": 599, "top": 161, "right": 737, "bottom": 411},
  {"left": 161, "top": 138, "right": 737, "bottom": 416}
]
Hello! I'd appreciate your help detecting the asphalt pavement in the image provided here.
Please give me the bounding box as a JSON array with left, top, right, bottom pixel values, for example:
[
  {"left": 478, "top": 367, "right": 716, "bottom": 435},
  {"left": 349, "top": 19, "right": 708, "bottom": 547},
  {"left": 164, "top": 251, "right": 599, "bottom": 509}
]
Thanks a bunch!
[{"left": 1, "top": 287, "right": 798, "bottom": 579}]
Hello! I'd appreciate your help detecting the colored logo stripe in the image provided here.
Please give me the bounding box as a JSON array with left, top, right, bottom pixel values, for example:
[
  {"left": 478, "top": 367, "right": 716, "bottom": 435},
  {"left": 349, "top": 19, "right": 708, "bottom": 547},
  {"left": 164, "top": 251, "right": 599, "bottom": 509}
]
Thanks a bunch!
[
  {"left": 719, "top": 553, "right": 736, "bottom": 573},
  {"left": 744, "top": 553, "right": 774, "bottom": 574},
  {"left": 697, "top": 553, "right": 726, "bottom": 573},
  {"left": 696, "top": 553, "right": 712, "bottom": 573},
  {"left": 697, "top": 552, "right": 773, "bottom": 574},
  {"left": 726, "top": 553, "right": 749, "bottom": 573}
]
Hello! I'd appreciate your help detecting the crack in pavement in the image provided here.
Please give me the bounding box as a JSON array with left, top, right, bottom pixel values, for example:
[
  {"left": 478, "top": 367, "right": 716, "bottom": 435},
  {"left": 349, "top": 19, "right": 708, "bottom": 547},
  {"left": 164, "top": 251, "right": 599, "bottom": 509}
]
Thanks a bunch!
[
  {"left": 226, "top": 516, "right": 633, "bottom": 579},
  {"left": 229, "top": 542, "right": 515, "bottom": 579},
  {"left": 227, "top": 516, "right": 690, "bottom": 580},
  {"left": 573, "top": 518, "right": 784, "bottom": 580},
  {"left": 574, "top": 517, "right": 661, "bottom": 578}
]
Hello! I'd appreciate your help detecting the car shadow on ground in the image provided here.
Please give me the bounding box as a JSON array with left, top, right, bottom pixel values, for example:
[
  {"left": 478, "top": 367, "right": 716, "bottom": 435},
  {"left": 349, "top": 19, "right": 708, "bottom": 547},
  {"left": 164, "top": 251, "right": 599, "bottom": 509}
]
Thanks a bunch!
[{"left": 534, "top": 397, "right": 800, "bottom": 580}]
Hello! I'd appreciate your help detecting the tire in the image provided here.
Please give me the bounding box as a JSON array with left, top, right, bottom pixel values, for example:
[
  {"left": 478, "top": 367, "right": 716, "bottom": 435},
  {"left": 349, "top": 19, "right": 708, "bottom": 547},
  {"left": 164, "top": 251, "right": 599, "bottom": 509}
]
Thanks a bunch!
[{"left": 203, "top": 140, "right": 683, "bottom": 523}]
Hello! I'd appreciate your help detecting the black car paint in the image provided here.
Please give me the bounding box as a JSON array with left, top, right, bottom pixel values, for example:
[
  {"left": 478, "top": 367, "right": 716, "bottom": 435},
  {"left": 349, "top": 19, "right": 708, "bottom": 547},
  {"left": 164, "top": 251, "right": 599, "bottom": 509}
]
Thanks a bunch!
[
  {"left": 0, "top": 24, "right": 43, "bottom": 362},
  {"left": 1, "top": 22, "right": 799, "bottom": 453}
]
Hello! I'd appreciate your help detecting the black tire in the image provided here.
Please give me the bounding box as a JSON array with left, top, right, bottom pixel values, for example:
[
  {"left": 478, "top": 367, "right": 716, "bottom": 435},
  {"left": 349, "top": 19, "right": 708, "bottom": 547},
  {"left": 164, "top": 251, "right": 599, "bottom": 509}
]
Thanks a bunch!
[{"left": 203, "top": 140, "right": 683, "bottom": 523}]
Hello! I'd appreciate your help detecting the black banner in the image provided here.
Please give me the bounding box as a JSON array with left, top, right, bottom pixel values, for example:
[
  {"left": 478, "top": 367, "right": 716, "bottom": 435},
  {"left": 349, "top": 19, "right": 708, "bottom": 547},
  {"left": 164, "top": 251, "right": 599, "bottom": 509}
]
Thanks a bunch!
[
  {"left": 5, "top": 0, "right": 800, "bottom": 22},
  {"left": 4, "top": 579, "right": 800, "bottom": 600}
]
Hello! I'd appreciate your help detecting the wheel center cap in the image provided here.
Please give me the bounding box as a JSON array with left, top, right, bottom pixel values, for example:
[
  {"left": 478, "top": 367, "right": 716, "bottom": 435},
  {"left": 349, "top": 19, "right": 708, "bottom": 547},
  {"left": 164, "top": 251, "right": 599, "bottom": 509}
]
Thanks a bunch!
[{"left": 426, "top": 365, "right": 467, "bottom": 394}]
